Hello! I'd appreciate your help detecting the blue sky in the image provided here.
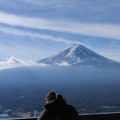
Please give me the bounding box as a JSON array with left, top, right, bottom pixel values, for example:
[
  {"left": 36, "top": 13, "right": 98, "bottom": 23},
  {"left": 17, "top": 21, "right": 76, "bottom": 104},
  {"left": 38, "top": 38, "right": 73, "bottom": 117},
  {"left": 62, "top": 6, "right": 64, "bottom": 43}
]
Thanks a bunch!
[{"left": 0, "top": 0, "right": 120, "bottom": 64}]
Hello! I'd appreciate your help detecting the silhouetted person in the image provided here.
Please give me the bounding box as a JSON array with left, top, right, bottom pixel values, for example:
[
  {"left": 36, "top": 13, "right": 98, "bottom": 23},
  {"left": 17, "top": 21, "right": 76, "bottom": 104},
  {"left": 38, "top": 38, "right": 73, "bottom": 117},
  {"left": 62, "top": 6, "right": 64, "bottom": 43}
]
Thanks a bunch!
[{"left": 38, "top": 91, "right": 79, "bottom": 120}]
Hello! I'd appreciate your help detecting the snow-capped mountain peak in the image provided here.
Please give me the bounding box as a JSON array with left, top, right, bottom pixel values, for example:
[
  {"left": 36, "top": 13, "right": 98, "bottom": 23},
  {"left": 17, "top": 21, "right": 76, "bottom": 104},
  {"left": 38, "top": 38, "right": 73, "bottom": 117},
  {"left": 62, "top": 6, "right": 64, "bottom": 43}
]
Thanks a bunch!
[{"left": 37, "top": 44, "right": 115, "bottom": 66}]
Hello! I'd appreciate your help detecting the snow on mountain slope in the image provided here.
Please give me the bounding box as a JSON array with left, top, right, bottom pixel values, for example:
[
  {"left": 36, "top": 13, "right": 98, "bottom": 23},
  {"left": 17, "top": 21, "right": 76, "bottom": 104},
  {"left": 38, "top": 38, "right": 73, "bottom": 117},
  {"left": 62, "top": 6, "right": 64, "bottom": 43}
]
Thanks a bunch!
[{"left": 37, "top": 44, "right": 115, "bottom": 66}]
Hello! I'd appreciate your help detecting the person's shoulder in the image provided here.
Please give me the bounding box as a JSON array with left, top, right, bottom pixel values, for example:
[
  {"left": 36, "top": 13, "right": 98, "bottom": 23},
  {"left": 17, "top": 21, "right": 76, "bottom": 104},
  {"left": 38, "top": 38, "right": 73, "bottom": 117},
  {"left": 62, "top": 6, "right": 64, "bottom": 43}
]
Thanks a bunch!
[
  {"left": 66, "top": 104, "right": 76, "bottom": 110},
  {"left": 65, "top": 104, "right": 78, "bottom": 114},
  {"left": 65, "top": 104, "right": 79, "bottom": 120}
]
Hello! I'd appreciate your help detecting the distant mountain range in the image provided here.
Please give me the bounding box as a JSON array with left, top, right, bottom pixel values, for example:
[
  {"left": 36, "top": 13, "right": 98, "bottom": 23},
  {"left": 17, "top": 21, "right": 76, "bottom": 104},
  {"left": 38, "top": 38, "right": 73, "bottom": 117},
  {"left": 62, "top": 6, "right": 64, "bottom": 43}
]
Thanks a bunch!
[{"left": 37, "top": 44, "right": 117, "bottom": 66}]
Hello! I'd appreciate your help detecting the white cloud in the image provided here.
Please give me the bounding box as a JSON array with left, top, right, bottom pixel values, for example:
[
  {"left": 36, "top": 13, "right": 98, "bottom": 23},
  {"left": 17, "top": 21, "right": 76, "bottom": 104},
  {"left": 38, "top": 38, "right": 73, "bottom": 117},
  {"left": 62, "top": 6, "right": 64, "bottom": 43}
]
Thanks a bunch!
[
  {"left": 0, "top": 12, "right": 120, "bottom": 40},
  {"left": 6, "top": 57, "right": 25, "bottom": 64},
  {"left": 0, "top": 25, "right": 81, "bottom": 45},
  {"left": 0, "top": 57, "right": 48, "bottom": 70},
  {"left": 24, "top": 0, "right": 68, "bottom": 6},
  {"left": 56, "top": 61, "right": 71, "bottom": 66}
]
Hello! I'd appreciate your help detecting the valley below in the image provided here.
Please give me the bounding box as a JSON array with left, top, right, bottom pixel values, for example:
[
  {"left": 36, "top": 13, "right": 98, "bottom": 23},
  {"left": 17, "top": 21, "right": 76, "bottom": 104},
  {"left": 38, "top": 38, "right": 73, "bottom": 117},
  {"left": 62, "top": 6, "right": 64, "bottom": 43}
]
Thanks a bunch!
[{"left": 0, "top": 65, "right": 120, "bottom": 118}]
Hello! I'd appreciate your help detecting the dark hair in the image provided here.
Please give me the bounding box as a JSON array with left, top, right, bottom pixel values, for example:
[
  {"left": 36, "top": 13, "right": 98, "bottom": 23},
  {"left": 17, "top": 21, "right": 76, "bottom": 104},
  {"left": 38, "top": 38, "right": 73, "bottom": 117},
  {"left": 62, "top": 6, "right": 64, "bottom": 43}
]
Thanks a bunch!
[{"left": 46, "top": 91, "right": 66, "bottom": 104}]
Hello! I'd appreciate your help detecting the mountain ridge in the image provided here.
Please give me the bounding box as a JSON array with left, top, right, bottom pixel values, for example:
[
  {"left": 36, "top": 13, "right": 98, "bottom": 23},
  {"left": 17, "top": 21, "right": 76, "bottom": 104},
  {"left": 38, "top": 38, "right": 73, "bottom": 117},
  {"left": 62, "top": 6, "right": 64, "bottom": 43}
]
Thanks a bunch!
[{"left": 37, "top": 44, "right": 116, "bottom": 66}]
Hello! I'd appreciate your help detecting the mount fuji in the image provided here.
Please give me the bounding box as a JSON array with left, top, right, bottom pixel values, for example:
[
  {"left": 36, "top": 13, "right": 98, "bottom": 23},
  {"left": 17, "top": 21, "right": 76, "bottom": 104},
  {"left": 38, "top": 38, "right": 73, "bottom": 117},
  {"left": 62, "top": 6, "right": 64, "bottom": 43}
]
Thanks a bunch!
[{"left": 37, "top": 44, "right": 117, "bottom": 66}]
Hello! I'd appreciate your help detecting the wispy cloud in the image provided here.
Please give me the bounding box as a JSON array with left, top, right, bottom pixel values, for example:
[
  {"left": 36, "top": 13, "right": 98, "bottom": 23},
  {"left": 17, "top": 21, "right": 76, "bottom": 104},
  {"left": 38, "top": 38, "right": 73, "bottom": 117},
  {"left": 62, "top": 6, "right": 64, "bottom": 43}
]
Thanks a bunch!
[
  {"left": 0, "top": 25, "right": 81, "bottom": 44},
  {"left": 56, "top": 61, "right": 71, "bottom": 66},
  {"left": 0, "top": 56, "right": 72, "bottom": 70},
  {"left": 0, "top": 12, "right": 120, "bottom": 40},
  {"left": 0, "top": 57, "right": 48, "bottom": 70},
  {"left": 24, "top": 0, "right": 69, "bottom": 7}
]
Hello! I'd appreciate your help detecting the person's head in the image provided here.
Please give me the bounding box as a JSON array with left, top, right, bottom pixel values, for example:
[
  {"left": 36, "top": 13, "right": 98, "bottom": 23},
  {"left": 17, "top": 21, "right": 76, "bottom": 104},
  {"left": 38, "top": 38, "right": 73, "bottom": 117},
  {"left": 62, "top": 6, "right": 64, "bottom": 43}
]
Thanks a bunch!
[{"left": 45, "top": 91, "right": 66, "bottom": 104}]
